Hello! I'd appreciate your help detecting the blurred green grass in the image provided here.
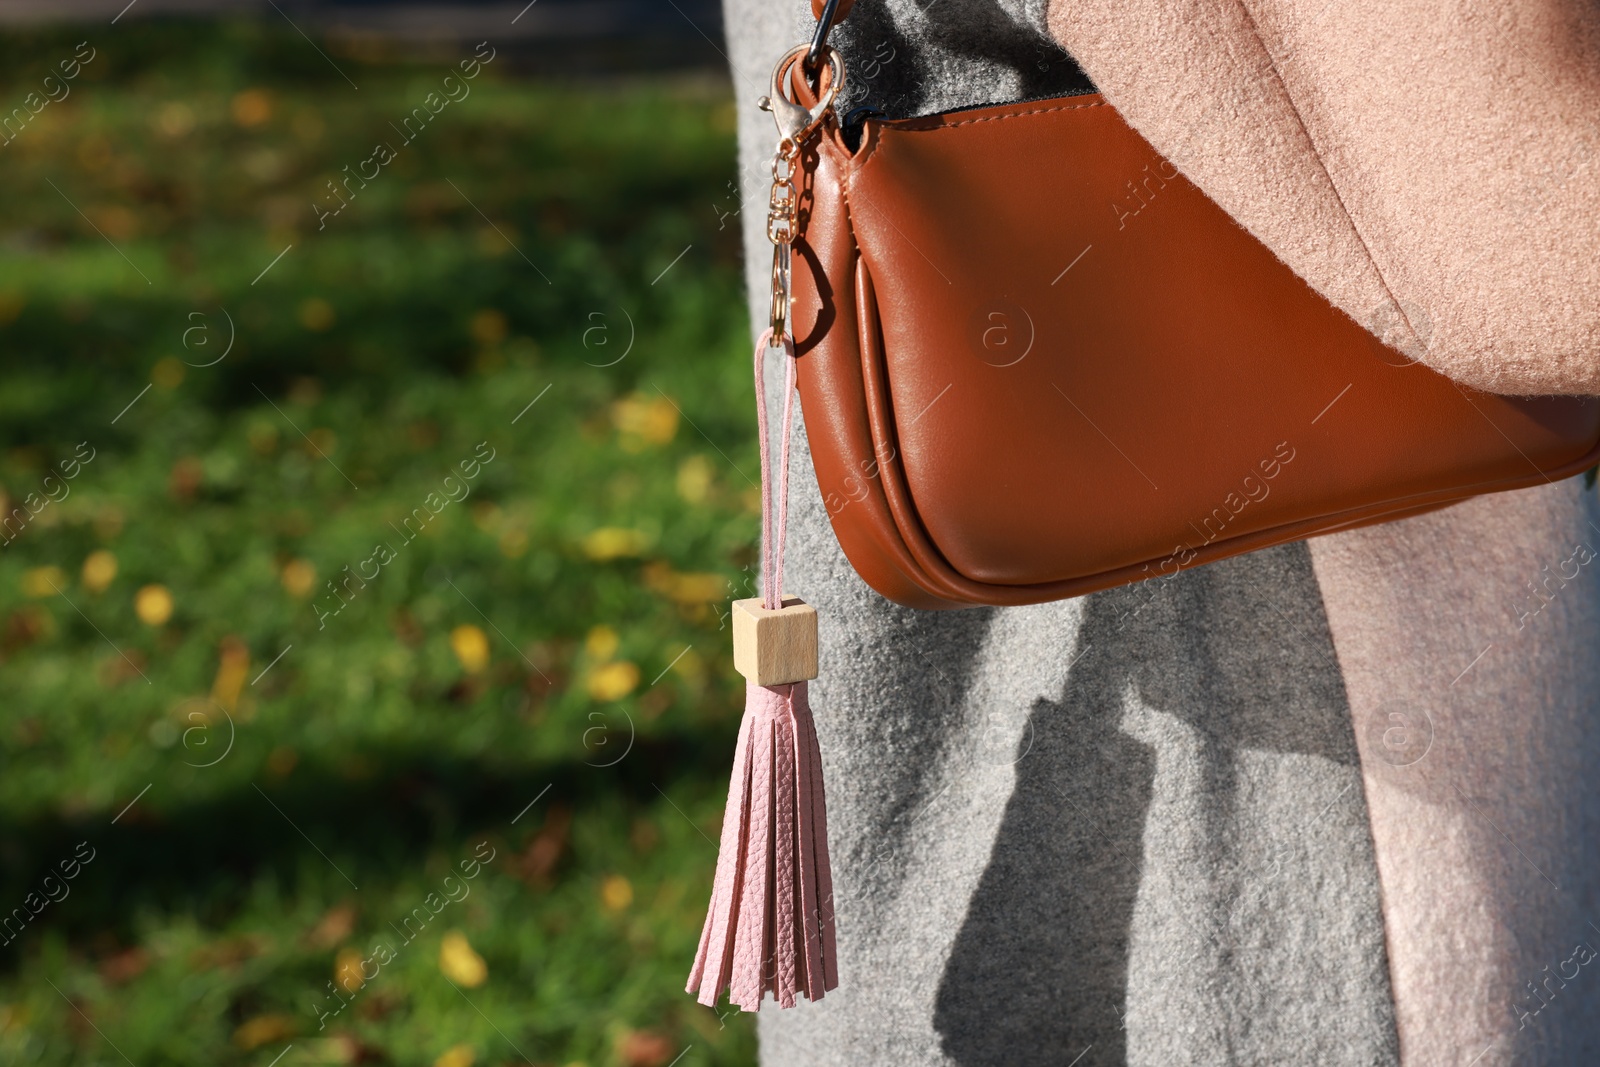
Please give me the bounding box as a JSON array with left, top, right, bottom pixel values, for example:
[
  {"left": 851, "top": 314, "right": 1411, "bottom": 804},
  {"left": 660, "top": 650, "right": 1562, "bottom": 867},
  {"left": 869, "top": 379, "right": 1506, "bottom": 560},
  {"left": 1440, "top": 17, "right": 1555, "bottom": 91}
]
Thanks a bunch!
[{"left": 0, "top": 17, "right": 759, "bottom": 1067}]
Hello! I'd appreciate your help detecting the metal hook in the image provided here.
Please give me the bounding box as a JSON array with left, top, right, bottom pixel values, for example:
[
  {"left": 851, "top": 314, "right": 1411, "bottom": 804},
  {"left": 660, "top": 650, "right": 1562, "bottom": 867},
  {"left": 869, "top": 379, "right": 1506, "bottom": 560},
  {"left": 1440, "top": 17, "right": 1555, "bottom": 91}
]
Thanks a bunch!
[
  {"left": 807, "top": 0, "right": 845, "bottom": 70},
  {"left": 758, "top": 44, "right": 845, "bottom": 149}
]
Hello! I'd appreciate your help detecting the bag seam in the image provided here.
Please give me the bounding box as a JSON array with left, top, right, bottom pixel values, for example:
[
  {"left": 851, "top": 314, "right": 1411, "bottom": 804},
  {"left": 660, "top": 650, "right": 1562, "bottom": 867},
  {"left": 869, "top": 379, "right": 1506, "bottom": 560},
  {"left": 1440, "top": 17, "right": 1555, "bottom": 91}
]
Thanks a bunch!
[
  {"left": 835, "top": 146, "right": 977, "bottom": 600},
  {"left": 852, "top": 99, "right": 1108, "bottom": 177},
  {"left": 914, "top": 99, "right": 1108, "bottom": 129}
]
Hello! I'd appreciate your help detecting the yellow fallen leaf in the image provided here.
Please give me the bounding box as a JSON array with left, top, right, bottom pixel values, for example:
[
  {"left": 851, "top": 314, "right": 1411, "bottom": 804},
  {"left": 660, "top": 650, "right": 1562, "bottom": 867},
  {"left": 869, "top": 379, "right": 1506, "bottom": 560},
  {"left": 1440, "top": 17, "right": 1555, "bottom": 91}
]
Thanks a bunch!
[
  {"left": 498, "top": 529, "right": 528, "bottom": 558},
  {"left": 135, "top": 584, "right": 173, "bottom": 626},
  {"left": 82, "top": 550, "right": 118, "bottom": 593},
  {"left": 439, "top": 930, "right": 487, "bottom": 988},
  {"left": 676, "top": 455, "right": 713, "bottom": 503},
  {"left": 233, "top": 1013, "right": 296, "bottom": 1050},
  {"left": 612, "top": 393, "right": 679, "bottom": 451},
  {"left": 670, "top": 573, "right": 723, "bottom": 605},
  {"left": 333, "top": 945, "right": 365, "bottom": 995},
  {"left": 601, "top": 874, "right": 633, "bottom": 911},
  {"left": 230, "top": 88, "right": 273, "bottom": 128},
  {"left": 641, "top": 561, "right": 725, "bottom": 606},
  {"left": 21, "top": 566, "right": 66, "bottom": 599},
  {"left": 298, "top": 1037, "right": 360, "bottom": 1065},
  {"left": 280, "top": 558, "right": 315, "bottom": 598},
  {"left": 584, "top": 625, "right": 619, "bottom": 662},
  {"left": 298, "top": 297, "right": 335, "bottom": 332},
  {"left": 151, "top": 356, "right": 185, "bottom": 389},
  {"left": 307, "top": 903, "right": 356, "bottom": 948},
  {"left": 434, "top": 1045, "right": 476, "bottom": 1067},
  {"left": 581, "top": 527, "right": 650, "bottom": 561},
  {"left": 451, "top": 624, "right": 490, "bottom": 674},
  {"left": 586, "top": 661, "right": 639, "bottom": 702},
  {"left": 211, "top": 636, "right": 250, "bottom": 713}
]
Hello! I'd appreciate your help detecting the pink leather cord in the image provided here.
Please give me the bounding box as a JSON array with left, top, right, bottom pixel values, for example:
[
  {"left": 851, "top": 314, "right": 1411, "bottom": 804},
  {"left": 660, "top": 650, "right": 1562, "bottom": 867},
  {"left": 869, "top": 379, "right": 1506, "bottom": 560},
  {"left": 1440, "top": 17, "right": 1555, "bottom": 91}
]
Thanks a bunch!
[{"left": 754, "top": 328, "right": 798, "bottom": 612}]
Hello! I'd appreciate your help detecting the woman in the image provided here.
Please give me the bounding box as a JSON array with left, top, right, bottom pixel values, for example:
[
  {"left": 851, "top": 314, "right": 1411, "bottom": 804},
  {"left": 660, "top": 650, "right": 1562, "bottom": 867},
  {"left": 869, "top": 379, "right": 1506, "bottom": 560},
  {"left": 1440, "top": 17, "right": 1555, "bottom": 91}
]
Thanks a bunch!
[{"left": 722, "top": 1, "right": 1600, "bottom": 1063}]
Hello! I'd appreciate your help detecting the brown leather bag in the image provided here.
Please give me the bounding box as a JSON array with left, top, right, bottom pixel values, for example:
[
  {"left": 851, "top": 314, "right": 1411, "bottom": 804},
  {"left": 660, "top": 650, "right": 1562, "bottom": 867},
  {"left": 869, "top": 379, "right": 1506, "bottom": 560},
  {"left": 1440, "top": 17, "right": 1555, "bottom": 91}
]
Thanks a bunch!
[{"left": 782, "top": 46, "right": 1600, "bottom": 609}]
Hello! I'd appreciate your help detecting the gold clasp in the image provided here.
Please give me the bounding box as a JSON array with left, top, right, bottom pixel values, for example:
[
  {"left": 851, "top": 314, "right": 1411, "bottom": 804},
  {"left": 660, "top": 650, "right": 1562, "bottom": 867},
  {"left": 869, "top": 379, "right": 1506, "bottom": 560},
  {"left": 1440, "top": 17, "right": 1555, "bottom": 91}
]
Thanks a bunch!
[
  {"left": 758, "top": 44, "right": 845, "bottom": 153},
  {"left": 758, "top": 43, "right": 845, "bottom": 340}
]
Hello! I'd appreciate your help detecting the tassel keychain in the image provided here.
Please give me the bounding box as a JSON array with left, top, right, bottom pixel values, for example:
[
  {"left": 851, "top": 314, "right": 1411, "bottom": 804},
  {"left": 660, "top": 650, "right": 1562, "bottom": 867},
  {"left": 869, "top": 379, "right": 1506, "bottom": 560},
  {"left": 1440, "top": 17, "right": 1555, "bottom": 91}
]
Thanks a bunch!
[{"left": 686, "top": 47, "right": 844, "bottom": 1012}]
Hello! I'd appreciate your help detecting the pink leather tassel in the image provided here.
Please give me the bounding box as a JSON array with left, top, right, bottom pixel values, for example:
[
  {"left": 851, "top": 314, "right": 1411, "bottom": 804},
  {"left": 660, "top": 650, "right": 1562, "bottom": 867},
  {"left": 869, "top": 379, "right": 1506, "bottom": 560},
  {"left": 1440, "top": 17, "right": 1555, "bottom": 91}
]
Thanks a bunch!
[
  {"left": 686, "top": 681, "right": 837, "bottom": 1009},
  {"left": 685, "top": 329, "right": 838, "bottom": 1010}
]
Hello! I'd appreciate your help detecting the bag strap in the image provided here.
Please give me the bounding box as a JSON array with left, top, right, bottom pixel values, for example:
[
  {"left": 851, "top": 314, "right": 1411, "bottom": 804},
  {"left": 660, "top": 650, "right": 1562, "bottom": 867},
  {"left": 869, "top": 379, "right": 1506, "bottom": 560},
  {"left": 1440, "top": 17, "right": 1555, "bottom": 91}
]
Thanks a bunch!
[
  {"left": 807, "top": 0, "right": 853, "bottom": 68},
  {"left": 809, "top": 0, "right": 854, "bottom": 24}
]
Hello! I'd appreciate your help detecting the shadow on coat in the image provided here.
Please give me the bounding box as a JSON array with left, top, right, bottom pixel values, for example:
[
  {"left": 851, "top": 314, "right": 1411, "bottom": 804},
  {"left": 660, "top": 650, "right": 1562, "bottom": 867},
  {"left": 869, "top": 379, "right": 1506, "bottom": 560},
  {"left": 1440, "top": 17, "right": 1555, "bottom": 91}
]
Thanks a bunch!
[{"left": 932, "top": 541, "right": 1360, "bottom": 1065}]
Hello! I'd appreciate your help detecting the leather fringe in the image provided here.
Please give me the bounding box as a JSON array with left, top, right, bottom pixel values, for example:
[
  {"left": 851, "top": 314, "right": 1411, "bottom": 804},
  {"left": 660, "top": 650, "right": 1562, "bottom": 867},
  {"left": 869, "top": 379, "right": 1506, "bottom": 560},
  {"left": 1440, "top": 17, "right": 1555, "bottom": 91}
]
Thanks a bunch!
[{"left": 687, "top": 680, "right": 837, "bottom": 1010}]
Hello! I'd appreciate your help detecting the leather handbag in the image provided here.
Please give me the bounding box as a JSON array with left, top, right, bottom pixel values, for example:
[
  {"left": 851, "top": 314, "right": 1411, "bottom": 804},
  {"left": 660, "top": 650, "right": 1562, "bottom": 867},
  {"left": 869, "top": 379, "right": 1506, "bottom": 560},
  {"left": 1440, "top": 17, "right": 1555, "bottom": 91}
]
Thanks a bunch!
[{"left": 780, "top": 9, "right": 1600, "bottom": 610}]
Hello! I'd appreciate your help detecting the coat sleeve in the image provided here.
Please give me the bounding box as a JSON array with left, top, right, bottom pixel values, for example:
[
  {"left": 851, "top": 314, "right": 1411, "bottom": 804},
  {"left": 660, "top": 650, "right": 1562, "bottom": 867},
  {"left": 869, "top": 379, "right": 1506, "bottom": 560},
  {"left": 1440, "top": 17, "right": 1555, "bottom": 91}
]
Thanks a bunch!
[{"left": 1048, "top": 0, "right": 1600, "bottom": 395}]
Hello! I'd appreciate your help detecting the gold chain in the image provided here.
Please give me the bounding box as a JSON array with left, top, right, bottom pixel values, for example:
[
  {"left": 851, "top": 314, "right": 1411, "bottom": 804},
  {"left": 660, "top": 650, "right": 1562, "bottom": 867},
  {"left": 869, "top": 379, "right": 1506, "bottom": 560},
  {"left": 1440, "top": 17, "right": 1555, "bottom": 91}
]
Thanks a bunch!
[{"left": 767, "top": 144, "right": 798, "bottom": 338}]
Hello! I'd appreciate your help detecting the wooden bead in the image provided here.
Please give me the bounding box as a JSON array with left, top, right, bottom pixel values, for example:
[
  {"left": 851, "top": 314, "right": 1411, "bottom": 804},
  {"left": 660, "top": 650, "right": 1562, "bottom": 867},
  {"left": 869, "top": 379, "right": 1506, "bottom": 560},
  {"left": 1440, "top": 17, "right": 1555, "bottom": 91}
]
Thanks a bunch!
[{"left": 732, "top": 596, "right": 818, "bottom": 686}]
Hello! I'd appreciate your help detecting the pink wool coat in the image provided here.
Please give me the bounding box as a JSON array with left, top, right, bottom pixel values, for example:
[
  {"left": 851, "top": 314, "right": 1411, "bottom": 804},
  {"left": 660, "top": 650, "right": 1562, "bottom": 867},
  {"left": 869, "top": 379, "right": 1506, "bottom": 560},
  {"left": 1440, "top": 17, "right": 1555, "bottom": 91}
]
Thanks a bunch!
[
  {"left": 1049, "top": 0, "right": 1600, "bottom": 394},
  {"left": 1042, "top": 7, "right": 1600, "bottom": 1059}
]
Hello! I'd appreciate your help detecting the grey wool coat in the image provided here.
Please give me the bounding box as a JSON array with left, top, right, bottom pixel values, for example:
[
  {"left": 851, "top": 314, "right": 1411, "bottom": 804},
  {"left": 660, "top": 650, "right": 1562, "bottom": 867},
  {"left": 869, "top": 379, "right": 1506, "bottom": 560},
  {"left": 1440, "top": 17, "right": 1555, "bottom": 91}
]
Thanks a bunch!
[{"left": 722, "top": 1, "right": 1600, "bottom": 1064}]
